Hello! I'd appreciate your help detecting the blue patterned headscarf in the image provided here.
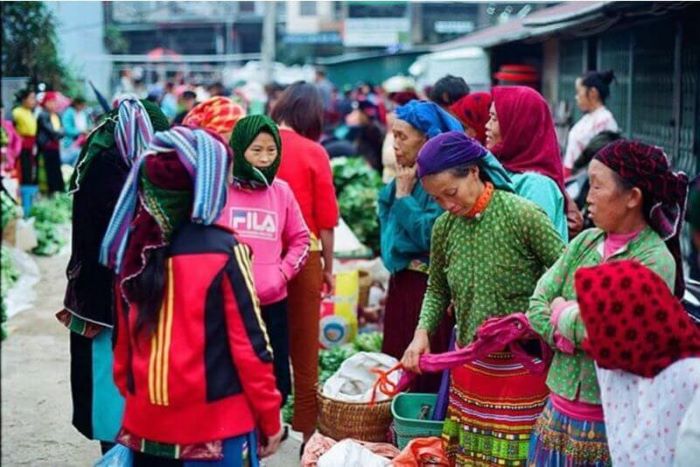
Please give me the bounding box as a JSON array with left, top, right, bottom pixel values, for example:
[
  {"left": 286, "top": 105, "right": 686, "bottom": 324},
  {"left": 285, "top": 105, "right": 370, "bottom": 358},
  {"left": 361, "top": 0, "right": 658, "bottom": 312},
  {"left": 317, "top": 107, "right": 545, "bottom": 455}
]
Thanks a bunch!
[{"left": 394, "top": 100, "right": 463, "bottom": 139}]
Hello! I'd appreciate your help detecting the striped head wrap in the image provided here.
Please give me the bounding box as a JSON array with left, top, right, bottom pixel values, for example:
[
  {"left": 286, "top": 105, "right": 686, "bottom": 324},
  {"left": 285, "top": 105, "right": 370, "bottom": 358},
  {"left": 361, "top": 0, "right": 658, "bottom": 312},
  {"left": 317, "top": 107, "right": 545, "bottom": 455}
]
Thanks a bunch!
[
  {"left": 68, "top": 98, "right": 169, "bottom": 192},
  {"left": 100, "top": 126, "right": 231, "bottom": 271},
  {"left": 182, "top": 96, "right": 246, "bottom": 138}
]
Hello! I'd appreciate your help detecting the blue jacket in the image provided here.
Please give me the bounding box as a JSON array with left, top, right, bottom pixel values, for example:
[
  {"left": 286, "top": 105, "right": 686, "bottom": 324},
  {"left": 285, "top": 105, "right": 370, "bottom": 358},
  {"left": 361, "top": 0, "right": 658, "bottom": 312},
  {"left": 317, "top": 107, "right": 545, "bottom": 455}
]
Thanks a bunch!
[{"left": 378, "top": 180, "right": 443, "bottom": 274}]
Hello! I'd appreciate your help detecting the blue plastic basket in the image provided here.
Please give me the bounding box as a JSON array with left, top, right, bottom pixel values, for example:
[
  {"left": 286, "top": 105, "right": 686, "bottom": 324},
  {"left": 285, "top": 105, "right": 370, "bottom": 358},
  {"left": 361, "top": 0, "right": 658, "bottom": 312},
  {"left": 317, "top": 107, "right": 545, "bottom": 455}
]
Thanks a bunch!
[{"left": 391, "top": 393, "right": 444, "bottom": 449}]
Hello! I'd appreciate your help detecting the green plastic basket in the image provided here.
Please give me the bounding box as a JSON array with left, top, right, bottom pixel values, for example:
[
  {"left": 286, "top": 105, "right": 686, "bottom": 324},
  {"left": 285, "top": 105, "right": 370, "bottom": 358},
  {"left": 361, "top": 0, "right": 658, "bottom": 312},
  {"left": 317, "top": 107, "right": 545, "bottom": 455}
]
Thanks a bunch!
[{"left": 391, "top": 393, "right": 444, "bottom": 449}]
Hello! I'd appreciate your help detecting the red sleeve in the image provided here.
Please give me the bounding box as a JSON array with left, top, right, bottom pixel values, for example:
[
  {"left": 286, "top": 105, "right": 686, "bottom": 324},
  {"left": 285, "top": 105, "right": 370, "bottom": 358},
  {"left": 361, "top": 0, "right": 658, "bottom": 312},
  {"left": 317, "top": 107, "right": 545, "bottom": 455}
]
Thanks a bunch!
[
  {"left": 112, "top": 284, "right": 129, "bottom": 397},
  {"left": 224, "top": 244, "right": 282, "bottom": 438},
  {"left": 312, "top": 146, "right": 339, "bottom": 230}
]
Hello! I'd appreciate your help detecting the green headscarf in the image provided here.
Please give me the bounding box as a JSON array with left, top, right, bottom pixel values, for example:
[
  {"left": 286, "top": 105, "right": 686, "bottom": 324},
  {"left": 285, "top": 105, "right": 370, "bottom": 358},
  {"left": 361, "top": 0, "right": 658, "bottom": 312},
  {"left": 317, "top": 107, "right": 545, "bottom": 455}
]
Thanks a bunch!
[
  {"left": 68, "top": 100, "right": 169, "bottom": 192},
  {"left": 229, "top": 115, "right": 282, "bottom": 188}
]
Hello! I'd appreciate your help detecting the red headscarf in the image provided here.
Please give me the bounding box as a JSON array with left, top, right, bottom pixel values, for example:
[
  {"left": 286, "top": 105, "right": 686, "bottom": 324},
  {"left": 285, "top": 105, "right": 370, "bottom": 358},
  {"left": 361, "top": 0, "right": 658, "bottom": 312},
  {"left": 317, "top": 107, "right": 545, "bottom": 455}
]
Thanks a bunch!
[
  {"left": 490, "top": 86, "right": 565, "bottom": 192},
  {"left": 449, "top": 92, "right": 491, "bottom": 145},
  {"left": 576, "top": 260, "right": 700, "bottom": 378}
]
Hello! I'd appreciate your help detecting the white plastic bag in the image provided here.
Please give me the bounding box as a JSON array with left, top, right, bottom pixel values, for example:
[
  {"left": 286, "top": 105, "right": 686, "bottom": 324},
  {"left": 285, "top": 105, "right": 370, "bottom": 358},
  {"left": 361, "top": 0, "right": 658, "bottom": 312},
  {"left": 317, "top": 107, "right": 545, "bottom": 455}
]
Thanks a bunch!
[
  {"left": 317, "top": 439, "right": 390, "bottom": 467},
  {"left": 5, "top": 246, "right": 40, "bottom": 319},
  {"left": 322, "top": 352, "right": 399, "bottom": 403},
  {"left": 14, "top": 217, "right": 38, "bottom": 252}
]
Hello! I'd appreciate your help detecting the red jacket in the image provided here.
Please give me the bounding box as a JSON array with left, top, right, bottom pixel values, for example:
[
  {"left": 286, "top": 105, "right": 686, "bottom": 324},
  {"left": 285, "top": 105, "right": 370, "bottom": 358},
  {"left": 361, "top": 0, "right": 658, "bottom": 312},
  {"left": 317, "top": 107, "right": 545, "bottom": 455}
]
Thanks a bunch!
[
  {"left": 277, "top": 129, "right": 339, "bottom": 240},
  {"left": 113, "top": 223, "right": 282, "bottom": 445}
]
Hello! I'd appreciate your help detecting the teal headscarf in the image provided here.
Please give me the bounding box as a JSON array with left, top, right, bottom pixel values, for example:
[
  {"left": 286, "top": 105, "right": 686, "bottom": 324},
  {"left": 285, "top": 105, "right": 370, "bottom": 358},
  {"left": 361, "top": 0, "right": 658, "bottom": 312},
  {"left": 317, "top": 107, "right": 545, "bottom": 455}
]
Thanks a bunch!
[{"left": 229, "top": 115, "right": 282, "bottom": 188}]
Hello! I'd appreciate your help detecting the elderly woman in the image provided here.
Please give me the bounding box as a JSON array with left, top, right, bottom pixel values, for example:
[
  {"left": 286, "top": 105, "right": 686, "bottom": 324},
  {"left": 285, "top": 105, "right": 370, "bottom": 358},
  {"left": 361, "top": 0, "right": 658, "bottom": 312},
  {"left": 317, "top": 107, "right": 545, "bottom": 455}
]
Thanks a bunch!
[
  {"left": 486, "top": 86, "right": 574, "bottom": 241},
  {"left": 526, "top": 139, "right": 688, "bottom": 466},
  {"left": 378, "top": 100, "right": 462, "bottom": 392},
  {"left": 402, "top": 131, "right": 565, "bottom": 466}
]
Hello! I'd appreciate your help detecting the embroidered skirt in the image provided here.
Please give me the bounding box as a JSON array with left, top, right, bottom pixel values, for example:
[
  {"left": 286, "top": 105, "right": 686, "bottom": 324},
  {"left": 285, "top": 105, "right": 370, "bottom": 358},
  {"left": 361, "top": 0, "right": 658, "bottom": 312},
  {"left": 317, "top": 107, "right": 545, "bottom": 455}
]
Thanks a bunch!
[
  {"left": 528, "top": 399, "right": 611, "bottom": 467},
  {"left": 443, "top": 352, "right": 549, "bottom": 466}
]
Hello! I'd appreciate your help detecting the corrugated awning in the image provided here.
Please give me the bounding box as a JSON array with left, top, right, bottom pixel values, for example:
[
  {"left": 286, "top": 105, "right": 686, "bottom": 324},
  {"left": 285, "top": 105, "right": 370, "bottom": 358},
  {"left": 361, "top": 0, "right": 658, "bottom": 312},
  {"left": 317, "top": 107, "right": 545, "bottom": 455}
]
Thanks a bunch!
[{"left": 433, "top": 1, "right": 690, "bottom": 51}]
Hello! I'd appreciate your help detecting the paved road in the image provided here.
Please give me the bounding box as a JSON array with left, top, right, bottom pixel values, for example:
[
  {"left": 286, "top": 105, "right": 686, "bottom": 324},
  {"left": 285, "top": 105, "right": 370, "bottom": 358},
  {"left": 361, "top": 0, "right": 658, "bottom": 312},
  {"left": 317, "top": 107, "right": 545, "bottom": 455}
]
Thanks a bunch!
[{"left": 1, "top": 251, "right": 300, "bottom": 466}]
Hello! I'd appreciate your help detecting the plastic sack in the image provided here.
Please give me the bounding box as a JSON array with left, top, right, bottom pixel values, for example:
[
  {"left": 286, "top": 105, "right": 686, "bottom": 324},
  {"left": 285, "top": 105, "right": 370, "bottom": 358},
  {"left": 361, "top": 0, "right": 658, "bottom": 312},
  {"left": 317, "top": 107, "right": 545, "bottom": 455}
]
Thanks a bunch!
[
  {"left": 5, "top": 246, "right": 40, "bottom": 319},
  {"left": 319, "top": 270, "right": 359, "bottom": 348},
  {"left": 322, "top": 352, "right": 399, "bottom": 403},
  {"left": 14, "top": 217, "right": 38, "bottom": 252},
  {"left": 94, "top": 444, "right": 133, "bottom": 467},
  {"left": 391, "top": 437, "right": 449, "bottom": 467},
  {"left": 317, "top": 439, "right": 391, "bottom": 467}
]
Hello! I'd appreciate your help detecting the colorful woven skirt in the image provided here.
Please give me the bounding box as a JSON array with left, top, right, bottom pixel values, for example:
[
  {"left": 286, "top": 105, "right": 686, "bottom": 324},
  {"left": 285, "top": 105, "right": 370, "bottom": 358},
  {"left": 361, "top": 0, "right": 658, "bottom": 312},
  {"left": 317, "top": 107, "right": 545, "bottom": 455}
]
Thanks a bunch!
[
  {"left": 442, "top": 352, "right": 549, "bottom": 466},
  {"left": 528, "top": 400, "right": 611, "bottom": 467}
]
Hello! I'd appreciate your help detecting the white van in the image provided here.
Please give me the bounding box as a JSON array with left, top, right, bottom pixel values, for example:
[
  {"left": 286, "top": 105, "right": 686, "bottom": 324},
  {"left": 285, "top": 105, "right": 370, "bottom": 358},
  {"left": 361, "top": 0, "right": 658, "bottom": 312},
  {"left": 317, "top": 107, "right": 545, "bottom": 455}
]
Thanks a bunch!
[{"left": 409, "top": 47, "right": 490, "bottom": 92}]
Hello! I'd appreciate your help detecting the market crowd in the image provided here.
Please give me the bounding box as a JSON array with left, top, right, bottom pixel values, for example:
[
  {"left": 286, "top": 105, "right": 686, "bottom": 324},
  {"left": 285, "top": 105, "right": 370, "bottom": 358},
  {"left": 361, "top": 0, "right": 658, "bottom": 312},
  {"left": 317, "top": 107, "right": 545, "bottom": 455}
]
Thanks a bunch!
[{"left": 2, "top": 67, "right": 700, "bottom": 467}]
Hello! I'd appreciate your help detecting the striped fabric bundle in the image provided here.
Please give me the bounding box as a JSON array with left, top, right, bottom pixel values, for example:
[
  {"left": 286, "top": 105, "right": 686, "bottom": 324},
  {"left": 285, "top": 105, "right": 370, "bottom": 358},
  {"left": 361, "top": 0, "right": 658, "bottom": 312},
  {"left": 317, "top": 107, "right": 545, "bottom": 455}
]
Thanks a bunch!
[
  {"left": 100, "top": 126, "right": 230, "bottom": 271},
  {"left": 114, "top": 97, "right": 155, "bottom": 166}
]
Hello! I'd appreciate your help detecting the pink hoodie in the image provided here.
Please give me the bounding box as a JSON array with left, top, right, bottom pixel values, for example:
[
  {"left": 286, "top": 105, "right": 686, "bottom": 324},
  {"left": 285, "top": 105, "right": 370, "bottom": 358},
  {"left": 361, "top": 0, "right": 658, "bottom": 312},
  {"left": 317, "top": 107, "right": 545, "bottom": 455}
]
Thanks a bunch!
[{"left": 217, "top": 179, "right": 310, "bottom": 305}]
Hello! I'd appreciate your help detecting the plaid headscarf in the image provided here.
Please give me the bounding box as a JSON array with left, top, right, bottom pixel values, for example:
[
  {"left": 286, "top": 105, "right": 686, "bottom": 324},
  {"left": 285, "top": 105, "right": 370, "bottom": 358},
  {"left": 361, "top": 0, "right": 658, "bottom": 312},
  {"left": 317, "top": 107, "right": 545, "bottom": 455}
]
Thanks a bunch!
[
  {"left": 595, "top": 139, "right": 689, "bottom": 297},
  {"left": 69, "top": 98, "right": 169, "bottom": 192},
  {"left": 229, "top": 115, "right": 282, "bottom": 189},
  {"left": 576, "top": 260, "right": 700, "bottom": 378},
  {"left": 182, "top": 96, "right": 246, "bottom": 137},
  {"left": 100, "top": 127, "right": 231, "bottom": 273}
]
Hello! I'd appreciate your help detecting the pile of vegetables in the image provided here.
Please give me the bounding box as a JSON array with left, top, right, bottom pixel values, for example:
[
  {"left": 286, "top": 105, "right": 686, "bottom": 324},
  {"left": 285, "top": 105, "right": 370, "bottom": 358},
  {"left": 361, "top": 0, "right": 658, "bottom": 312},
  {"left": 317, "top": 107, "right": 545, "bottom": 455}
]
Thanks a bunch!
[
  {"left": 331, "top": 157, "right": 383, "bottom": 254},
  {"left": 281, "top": 332, "right": 384, "bottom": 423},
  {"left": 1, "top": 190, "right": 21, "bottom": 340},
  {"left": 0, "top": 246, "right": 19, "bottom": 340},
  {"left": 30, "top": 193, "right": 72, "bottom": 256}
]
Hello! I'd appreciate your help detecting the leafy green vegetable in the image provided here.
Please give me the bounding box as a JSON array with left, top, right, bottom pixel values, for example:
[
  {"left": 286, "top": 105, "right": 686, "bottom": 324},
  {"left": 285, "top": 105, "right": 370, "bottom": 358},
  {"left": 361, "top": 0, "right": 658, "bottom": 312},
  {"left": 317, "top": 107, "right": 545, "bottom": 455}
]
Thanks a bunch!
[
  {"left": 352, "top": 332, "right": 383, "bottom": 353},
  {"left": 1, "top": 190, "right": 20, "bottom": 230},
  {"left": 282, "top": 394, "right": 294, "bottom": 424},
  {"left": 331, "top": 157, "right": 383, "bottom": 254},
  {"left": 30, "top": 194, "right": 72, "bottom": 256},
  {"left": 1, "top": 245, "right": 19, "bottom": 340}
]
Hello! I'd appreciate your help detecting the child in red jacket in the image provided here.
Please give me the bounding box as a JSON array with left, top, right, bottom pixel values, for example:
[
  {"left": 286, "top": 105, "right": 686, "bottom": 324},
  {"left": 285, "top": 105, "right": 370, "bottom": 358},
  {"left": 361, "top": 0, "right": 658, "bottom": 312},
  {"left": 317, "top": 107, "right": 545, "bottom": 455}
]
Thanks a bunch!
[{"left": 103, "top": 126, "right": 283, "bottom": 466}]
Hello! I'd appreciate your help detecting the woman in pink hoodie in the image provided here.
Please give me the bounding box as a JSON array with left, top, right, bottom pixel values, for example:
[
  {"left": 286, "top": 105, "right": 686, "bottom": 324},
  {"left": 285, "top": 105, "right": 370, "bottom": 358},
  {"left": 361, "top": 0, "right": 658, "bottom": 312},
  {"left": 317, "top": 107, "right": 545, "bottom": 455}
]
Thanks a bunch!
[{"left": 218, "top": 114, "right": 310, "bottom": 406}]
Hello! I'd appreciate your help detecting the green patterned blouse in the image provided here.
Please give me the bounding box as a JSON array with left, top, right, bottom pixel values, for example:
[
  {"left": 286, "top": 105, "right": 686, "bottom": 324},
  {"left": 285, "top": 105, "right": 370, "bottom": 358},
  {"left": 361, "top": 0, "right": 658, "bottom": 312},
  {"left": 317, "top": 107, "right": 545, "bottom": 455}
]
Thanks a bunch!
[
  {"left": 527, "top": 226, "right": 676, "bottom": 404},
  {"left": 418, "top": 190, "right": 565, "bottom": 346}
]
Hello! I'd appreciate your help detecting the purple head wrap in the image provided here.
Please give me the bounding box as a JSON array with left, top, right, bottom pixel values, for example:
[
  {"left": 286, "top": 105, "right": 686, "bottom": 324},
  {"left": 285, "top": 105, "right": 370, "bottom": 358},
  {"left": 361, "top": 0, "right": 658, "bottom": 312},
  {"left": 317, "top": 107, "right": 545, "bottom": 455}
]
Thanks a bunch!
[
  {"left": 416, "top": 131, "right": 515, "bottom": 192},
  {"left": 417, "top": 131, "right": 486, "bottom": 177}
]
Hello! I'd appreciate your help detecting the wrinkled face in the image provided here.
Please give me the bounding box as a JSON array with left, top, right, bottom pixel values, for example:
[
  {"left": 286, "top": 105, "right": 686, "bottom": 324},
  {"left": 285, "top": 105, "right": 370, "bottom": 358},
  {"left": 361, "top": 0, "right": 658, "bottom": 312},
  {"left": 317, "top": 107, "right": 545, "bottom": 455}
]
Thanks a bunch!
[
  {"left": 392, "top": 118, "right": 427, "bottom": 167},
  {"left": 422, "top": 167, "right": 483, "bottom": 217},
  {"left": 244, "top": 132, "right": 278, "bottom": 169},
  {"left": 485, "top": 102, "right": 501, "bottom": 150},
  {"left": 586, "top": 159, "right": 641, "bottom": 232}
]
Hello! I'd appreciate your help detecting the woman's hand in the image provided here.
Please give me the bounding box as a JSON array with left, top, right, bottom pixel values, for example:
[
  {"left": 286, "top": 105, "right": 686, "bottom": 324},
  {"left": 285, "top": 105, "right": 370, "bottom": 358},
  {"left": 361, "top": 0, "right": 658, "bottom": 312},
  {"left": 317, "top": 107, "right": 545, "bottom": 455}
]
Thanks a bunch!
[
  {"left": 259, "top": 426, "right": 285, "bottom": 458},
  {"left": 401, "top": 329, "right": 430, "bottom": 374},
  {"left": 395, "top": 165, "right": 418, "bottom": 198}
]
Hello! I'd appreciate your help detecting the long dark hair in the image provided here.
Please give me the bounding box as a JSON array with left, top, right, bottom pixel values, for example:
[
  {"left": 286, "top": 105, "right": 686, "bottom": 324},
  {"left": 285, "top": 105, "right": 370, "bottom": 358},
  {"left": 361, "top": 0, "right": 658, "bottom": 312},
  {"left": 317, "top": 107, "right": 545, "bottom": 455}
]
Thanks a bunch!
[
  {"left": 581, "top": 70, "right": 615, "bottom": 104},
  {"left": 270, "top": 81, "right": 324, "bottom": 141},
  {"left": 123, "top": 247, "right": 168, "bottom": 335}
]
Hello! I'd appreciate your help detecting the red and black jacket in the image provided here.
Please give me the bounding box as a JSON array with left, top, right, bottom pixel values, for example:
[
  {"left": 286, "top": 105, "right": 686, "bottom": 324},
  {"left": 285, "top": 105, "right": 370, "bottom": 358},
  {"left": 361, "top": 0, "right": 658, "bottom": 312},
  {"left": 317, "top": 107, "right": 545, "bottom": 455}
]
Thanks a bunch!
[{"left": 113, "top": 223, "right": 282, "bottom": 445}]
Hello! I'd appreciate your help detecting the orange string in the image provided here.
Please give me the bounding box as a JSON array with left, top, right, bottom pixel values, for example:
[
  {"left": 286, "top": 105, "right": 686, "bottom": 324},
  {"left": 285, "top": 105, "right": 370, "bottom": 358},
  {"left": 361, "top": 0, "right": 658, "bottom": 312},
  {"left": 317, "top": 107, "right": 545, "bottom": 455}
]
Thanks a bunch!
[{"left": 369, "top": 363, "right": 404, "bottom": 406}]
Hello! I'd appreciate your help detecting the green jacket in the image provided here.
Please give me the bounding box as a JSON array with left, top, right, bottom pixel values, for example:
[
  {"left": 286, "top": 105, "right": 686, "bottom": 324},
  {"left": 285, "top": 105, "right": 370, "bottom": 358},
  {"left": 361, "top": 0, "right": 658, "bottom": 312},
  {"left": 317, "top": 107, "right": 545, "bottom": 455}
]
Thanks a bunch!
[
  {"left": 418, "top": 190, "right": 565, "bottom": 345},
  {"left": 527, "top": 226, "right": 676, "bottom": 404}
]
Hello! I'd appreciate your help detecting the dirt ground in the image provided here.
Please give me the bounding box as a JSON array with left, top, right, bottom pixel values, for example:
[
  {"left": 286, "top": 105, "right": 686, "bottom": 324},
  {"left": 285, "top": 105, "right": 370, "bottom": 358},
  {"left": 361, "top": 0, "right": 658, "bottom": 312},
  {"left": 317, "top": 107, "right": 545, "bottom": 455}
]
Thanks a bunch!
[{"left": 1, "top": 251, "right": 301, "bottom": 466}]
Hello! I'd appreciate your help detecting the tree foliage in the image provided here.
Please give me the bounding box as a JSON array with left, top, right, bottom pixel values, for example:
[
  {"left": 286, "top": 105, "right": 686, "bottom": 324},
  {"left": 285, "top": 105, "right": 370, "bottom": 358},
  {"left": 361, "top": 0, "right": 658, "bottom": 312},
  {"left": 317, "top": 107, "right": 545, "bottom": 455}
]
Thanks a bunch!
[{"left": 1, "top": 2, "right": 73, "bottom": 90}]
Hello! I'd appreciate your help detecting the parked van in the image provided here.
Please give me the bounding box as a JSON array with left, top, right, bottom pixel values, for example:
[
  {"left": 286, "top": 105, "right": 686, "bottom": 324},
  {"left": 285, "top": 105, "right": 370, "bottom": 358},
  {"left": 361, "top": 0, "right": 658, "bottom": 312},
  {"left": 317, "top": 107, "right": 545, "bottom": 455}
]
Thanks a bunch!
[{"left": 409, "top": 47, "right": 490, "bottom": 91}]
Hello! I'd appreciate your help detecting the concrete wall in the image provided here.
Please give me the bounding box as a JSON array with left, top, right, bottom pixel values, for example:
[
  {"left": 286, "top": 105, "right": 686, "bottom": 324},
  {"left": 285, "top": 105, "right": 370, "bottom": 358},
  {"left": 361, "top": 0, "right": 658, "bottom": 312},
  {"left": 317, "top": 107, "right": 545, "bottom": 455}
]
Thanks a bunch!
[{"left": 286, "top": 1, "right": 335, "bottom": 34}]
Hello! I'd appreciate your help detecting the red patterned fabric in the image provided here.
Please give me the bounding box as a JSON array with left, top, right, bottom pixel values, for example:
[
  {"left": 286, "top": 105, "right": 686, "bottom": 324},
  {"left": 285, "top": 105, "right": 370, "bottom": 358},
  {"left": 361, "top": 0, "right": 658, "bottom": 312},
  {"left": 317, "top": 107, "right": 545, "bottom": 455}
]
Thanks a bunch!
[
  {"left": 183, "top": 97, "right": 246, "bottom": 137},
  {"left": 490, "top": 86, "right": 565, "bottom": 193},
  {"left": 448, "top": 92, "right": 491, "bottom": 145},
  {"left": 576, "top": 260, "right": 700, "bottom": 378}
]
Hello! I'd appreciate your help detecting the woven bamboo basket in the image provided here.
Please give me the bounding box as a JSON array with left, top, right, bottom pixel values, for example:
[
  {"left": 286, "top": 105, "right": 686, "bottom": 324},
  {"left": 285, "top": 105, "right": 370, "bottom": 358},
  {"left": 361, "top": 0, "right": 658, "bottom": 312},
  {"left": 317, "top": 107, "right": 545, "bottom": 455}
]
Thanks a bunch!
[{"left": 317, "top": 388, "right": 393, "bottom": 442}]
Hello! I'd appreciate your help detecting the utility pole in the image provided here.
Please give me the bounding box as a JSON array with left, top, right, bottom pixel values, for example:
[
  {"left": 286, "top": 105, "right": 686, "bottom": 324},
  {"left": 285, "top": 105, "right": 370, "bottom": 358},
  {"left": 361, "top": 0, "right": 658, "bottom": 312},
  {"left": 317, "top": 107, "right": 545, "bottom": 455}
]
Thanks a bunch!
[{"left": 261, "top": 1, "right": 276, "bottom": 85}]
